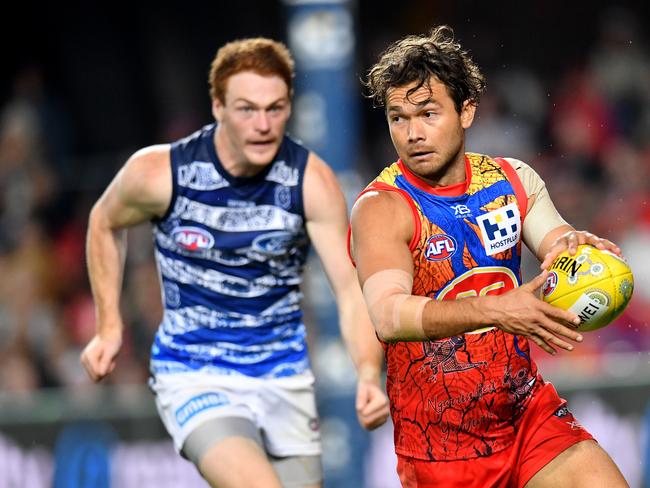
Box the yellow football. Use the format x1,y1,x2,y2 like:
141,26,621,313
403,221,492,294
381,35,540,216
541,245,634,332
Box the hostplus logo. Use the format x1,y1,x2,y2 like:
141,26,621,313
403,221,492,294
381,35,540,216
476,203,520,256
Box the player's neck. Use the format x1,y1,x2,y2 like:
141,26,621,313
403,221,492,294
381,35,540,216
414,151,467,189
435,153,467,187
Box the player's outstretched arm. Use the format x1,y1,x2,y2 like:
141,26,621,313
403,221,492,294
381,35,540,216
304,154,389,431
350,190,583,355
81,145,172,382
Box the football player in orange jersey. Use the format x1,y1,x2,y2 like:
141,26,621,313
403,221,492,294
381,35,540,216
349,25,628,488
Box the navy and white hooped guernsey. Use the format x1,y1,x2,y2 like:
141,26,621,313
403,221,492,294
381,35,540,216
151,123,311,378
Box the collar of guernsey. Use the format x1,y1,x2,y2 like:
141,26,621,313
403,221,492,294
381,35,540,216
348,153,527,269
150,123,313,378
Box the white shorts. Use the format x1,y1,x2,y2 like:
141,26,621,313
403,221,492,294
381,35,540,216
149,370,322,458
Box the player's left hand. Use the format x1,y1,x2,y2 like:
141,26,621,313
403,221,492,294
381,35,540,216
540,230,621,271
355,378,390,431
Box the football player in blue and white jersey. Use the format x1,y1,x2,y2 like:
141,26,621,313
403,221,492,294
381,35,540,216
81,37,389,488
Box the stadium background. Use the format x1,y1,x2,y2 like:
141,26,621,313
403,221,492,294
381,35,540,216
1,0,649,486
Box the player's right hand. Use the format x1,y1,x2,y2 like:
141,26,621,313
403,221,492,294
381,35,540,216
80,331,122,382
356,378,390,431
489,271,583,355
540,230,621,271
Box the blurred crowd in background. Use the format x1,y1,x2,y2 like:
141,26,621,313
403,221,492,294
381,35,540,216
0,0,650,484
1,2,648,397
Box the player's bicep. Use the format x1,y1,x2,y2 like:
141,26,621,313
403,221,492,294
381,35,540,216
522,188,569,257
351,192,431,341
513,159,568,256
303,153,348,231
93,169,148,229
92,146,172,230
350,191,415,285
302,154,357,291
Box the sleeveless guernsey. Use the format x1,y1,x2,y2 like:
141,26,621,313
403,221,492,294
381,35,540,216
359,153,548,461
150,124,311,379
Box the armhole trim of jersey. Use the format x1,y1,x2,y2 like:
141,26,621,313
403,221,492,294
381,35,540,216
346,181,422,266
295,148,310,220
494,157,528,224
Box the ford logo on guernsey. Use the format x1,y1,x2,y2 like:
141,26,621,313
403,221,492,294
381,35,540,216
172,226,215,251
425,234,457,261
252,231,295,256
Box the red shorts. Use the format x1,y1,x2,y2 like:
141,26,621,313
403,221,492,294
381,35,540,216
396,383,594,488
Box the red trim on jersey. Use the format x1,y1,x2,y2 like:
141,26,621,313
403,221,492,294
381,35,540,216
495,157,528,222
397,157,471,196
346,225,354,264
346,182,422,266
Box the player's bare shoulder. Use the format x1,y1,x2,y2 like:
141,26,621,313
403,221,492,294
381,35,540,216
304,152,342,193
352,188,411,221
351,188,414,244
303,152,347,221
118,144,172,218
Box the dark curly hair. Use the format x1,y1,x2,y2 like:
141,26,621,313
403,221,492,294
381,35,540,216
364,25,486,113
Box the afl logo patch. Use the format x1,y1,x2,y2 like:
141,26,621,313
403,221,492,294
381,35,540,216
542,271,558,297
172,226,215,251
424,234,457,261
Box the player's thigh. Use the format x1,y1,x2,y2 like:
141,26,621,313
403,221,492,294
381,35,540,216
150,371,259,453
187,416,283,488
184,415,322,488
260,373,321,458
260,374,323,487
525,439,628,488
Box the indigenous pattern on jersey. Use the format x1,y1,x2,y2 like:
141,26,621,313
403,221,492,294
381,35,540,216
364,153,547,461
151,124,311,378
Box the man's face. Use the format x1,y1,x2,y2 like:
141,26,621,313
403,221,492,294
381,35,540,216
385,77,475,185
213,71,291,170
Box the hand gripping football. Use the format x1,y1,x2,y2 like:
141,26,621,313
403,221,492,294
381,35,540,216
542,245,634,332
